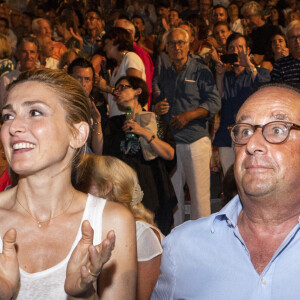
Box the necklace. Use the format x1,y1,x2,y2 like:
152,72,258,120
17,191,75,229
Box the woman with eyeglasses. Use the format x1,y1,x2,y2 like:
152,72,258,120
98,75,177,235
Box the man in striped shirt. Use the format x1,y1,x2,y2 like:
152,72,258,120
271,20,300,84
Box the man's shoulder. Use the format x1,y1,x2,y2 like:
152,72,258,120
164,214,216,244
274,55,299,67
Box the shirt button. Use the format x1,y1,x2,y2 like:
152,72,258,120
227,219,232,226
261,278,267,285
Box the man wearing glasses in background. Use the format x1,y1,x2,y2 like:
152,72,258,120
155,28,221,226
152,82,300,299
82,9,105,57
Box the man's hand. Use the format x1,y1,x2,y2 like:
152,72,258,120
65,220,115,297
170,112,191,130
0,228,20,300
215,60,226,77
154,98,170,115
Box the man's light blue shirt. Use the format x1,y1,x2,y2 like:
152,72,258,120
151,195,300,300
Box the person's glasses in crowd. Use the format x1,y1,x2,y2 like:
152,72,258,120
86,17,99,21
167,40,188,48
115,84,132,92
228,121,300,145
288,35,300,42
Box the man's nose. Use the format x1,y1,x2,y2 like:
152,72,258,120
245,129,267,155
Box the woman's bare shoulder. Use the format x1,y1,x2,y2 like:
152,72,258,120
102,201,135,234
0,186,17,210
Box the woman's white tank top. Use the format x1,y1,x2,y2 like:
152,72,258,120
0,194,106,300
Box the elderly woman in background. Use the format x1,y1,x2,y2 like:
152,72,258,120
77,154,164,300
0,68,136,299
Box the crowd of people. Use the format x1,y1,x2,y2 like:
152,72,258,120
0,0,299,298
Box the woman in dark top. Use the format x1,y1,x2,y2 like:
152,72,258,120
98,76,177,234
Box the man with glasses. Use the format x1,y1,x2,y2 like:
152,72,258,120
272,20,300,84
82,10,105,57
152,82,300,299
155,28,221,226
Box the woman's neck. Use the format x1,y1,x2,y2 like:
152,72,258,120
116,51,128,65
130,102,142,119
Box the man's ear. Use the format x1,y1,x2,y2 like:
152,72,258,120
70,121,90,149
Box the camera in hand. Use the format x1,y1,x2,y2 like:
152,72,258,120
220,53,238,64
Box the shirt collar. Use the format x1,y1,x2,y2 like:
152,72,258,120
211,195,300,233
211,195,242,233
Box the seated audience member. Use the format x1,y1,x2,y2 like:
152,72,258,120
58,48,86,70
241,1,279,65
82,9,105,58
37,36,59,69
98,27,146,117
0,36,39,109
261,30,289,72
213,5,228,23
0,16,17,56
77,154,164,300
228,1,244,34
0,33,13,76
131,15,155,56
67,57,108,142
213,21,232,53
32,18,67,60
126,0,157,35
114,18,154,110
19,11,33,37
199,0,213,28
0,68,136,299
55,15,82,50
188,14,218,63
213,33,270,175
178,21,197,53
271,20,300,84
168,9,181,28
180,0,200,21
269,6,285,33
286,9,300,26
152,82,300,300
99,76,177,234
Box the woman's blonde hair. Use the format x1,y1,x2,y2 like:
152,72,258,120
76,154,155,225
0,33,11,59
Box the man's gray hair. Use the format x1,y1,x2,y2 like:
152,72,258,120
287,20,300,37
114,18,135,39
241,1,263,17
32,18,50,34
162,27,190,46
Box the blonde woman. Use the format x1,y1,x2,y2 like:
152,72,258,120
0,68,136,299
76,154,164,300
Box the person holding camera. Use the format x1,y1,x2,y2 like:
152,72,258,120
213,32,270,175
